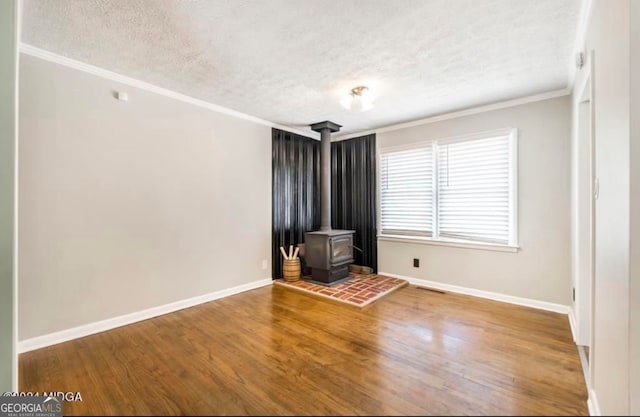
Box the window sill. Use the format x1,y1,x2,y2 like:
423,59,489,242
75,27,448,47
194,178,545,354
377,234,519,253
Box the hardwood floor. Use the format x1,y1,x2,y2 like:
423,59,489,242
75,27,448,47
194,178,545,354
19,283,588,415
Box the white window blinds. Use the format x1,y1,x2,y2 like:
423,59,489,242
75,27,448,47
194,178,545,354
379,130,516,247
380,146,433,236
437,136,511,244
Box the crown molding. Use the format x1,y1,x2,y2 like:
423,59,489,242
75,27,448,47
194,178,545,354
19,43,319,139
20,43,575,143
334,88,571,141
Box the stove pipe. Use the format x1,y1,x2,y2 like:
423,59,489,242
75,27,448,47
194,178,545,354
310,121,342,231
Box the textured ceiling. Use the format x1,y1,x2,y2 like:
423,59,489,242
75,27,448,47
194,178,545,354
21,0,582,135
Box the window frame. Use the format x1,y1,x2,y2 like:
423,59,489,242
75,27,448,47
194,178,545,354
377,128,519,252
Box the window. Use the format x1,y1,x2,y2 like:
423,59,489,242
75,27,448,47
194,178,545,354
380,129,517,249
379,146,434,236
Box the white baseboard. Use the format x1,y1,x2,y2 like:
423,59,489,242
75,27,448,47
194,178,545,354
378,272,570,314
577,345,591,392
587,388,601,416
19,278,272,353
568,307,578,342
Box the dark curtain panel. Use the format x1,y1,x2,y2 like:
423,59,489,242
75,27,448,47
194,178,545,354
331,134,377,272
272,128,320,279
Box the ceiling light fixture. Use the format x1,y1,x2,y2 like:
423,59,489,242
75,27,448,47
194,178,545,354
342,86,373,112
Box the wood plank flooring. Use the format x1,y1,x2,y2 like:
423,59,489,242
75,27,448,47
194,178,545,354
19,283,588,415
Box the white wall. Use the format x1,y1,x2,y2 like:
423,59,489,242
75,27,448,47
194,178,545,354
573,0,632,414
18,54,272,341
629,1,640,414
377,96,571,306
0,0,18,392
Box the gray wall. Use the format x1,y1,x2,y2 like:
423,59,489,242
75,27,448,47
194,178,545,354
630,1,639,414
18,54,272,341
377,96,572,305
0,0,18,392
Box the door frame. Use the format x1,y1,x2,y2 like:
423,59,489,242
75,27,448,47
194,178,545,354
572,49,596,388
573,52,597,356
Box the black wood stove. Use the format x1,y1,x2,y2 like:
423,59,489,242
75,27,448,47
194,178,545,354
304,121,354,286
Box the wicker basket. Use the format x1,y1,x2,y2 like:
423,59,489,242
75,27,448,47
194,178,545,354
283,258,301,282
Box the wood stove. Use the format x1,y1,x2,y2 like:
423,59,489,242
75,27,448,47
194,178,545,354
304,121,355,286
305,230,354,285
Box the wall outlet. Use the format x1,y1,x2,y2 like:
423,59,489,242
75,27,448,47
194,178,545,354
413,258,420,268
261,259,268,270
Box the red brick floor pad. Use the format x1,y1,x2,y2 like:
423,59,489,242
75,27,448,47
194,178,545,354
274,273,408,307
